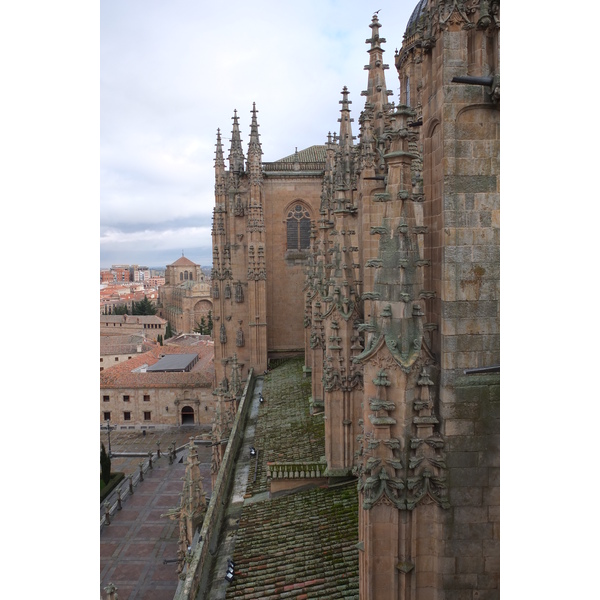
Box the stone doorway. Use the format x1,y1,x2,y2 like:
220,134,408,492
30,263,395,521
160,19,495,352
181,405,195,425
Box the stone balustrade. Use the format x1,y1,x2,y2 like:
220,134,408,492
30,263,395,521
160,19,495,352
266,461,327,480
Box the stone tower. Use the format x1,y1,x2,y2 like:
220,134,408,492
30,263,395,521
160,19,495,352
210,106,325,478
351,4,499,597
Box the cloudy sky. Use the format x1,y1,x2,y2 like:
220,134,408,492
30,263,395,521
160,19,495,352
100,0,416,268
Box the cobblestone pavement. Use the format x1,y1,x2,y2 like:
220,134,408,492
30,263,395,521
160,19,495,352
100,426,213,600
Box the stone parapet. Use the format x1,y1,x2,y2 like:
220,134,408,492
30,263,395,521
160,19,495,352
173,370,256,600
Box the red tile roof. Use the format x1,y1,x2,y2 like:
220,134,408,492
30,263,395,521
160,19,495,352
100,342,214,388
169,255,198,267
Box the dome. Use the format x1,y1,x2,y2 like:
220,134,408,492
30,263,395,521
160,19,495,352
405,0,428,38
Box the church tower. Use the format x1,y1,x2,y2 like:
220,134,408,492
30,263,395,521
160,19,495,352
211,107,269,477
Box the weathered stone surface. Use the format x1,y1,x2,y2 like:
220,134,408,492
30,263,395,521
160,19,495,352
446,175,498,194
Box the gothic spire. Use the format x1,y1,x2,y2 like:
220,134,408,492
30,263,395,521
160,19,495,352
337,86,354,149
362,14,393,135
228,109,245,174
333,86,356,201
215,128,225,169
214,128,226,197
247,102,263,173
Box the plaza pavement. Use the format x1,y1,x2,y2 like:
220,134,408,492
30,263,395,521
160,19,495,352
100,425,213,600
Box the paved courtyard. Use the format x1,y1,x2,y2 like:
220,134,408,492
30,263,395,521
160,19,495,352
100,425,213,600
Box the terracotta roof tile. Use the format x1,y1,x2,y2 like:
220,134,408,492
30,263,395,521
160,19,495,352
227,485,358,599
274,145,327,164
100,342,214,388
169,255,198,267
100,314,166,325
226,359,358,598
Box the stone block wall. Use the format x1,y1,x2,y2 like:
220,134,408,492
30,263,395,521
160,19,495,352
100,386,214,428
263,176,322,354
441,372,500,599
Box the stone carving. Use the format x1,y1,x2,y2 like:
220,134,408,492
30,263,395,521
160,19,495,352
233,194,245,216
406,470,450,509
361,468,406,510
235,281,244,303
236,326,244,347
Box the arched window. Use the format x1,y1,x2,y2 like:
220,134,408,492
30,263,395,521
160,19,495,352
405,77,410,107
180,272,183,281
286,204,311,251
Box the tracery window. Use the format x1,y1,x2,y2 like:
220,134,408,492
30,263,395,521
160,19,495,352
286,204,311,251
405,77,410,107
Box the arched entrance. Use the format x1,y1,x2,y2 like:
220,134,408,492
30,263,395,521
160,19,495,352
181,405,194,425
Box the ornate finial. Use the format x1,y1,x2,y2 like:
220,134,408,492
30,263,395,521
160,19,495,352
214,128,225,171
248,102,262,163
229,109,245,173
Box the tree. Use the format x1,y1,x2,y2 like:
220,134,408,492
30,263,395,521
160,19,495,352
165,321,174,339
193,317,207,334
132,295,157,315
157,334,163,346
100,442,112,485
113,304,128,315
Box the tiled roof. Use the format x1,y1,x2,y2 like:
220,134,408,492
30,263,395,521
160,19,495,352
246,359,325,497
405,0,428,38
227,359,359,598
274,145,327,163
169,255,198,267
100,343,214,388
227,484,359,599
99,334,156,356
100,314,166,325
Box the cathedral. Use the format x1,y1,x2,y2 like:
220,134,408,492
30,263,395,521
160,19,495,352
210,1,499,597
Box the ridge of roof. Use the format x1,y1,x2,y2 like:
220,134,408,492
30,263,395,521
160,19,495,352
169,255,198,267
274,145,327,163
100,314,166,324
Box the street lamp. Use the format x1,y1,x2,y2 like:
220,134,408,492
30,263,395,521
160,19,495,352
101,419,116,457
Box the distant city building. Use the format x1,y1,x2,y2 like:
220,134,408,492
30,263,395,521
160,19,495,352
132,267,151,282
100,283,160,315
100,269,114,284
147,276,165,287
111,265,131,283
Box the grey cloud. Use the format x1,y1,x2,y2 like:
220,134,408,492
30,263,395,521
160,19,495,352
101,0,413,267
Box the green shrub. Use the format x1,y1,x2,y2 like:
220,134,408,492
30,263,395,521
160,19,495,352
100,472,125,502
